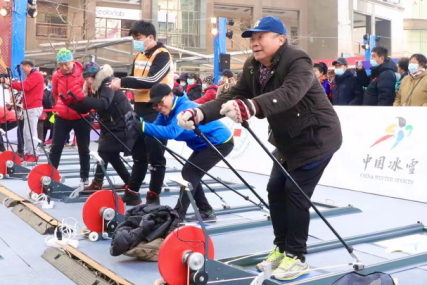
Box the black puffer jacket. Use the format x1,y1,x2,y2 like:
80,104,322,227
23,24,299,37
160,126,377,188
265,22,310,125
72,64,135,155
331,69,363,105
187,84,202,101
356,58,397,106
199,42,342,171
110,204,180,256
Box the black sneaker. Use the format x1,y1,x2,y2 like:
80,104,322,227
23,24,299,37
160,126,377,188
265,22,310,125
186,209,217,223
146,191,160,205
80,177,89,186
122,186,142,206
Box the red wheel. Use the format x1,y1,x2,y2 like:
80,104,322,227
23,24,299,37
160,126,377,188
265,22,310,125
0,151,21,176
158,226,214,285
27,164,59,194
82,190,125,233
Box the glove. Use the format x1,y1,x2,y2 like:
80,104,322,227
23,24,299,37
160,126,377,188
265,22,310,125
177,108,204,130
125,111,143,134
60,94,78,106
68,102,88,114
220,99,255,123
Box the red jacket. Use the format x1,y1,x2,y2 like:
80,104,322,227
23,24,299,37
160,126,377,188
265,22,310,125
194,85,218,104
11,69,44,110
0,108,17,124
52,61,88,120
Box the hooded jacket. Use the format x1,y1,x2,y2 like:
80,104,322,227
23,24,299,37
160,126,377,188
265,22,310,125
194,85,218,104
71,64,135,154
199,42,342,171
52,61,89,120
143,95,232,151
331,69,363,105
356,58,397,106
186,83,202,101
394,71,427,106
110,204,180,256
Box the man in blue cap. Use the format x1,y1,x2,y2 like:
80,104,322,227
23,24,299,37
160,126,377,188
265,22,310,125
177,16,342,280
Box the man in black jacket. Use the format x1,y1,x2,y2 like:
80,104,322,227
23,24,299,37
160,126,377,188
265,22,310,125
331,57,363,105
177,16,342,281
356,46,397,105
110,20,174,205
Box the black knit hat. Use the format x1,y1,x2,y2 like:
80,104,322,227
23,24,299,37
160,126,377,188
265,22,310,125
149,83,172,103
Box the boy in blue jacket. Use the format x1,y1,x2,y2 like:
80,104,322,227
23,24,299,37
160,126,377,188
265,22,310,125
125,84,233,221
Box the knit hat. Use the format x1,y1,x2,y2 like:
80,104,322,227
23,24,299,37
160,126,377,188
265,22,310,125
57,48,74,63
203,75,215,85
82,62,100,78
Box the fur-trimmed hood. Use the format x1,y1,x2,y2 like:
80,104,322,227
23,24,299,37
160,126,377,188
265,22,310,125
83,64,114,96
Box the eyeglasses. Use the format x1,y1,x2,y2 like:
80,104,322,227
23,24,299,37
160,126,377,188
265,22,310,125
152,96,167,109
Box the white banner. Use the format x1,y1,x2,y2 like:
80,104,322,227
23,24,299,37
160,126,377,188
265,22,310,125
167,107,427,203
96,7,142,20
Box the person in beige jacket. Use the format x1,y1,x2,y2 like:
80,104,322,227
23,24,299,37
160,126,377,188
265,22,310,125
216,69,236,98
394,53,427,106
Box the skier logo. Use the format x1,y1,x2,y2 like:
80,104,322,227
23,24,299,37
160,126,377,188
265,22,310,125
371,117,413,149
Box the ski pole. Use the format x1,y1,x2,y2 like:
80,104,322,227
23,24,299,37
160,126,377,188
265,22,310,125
60,93,132,169
152,136,264,210
16,65,38,164
1,76,9,150
7,67,25,156
192,126,270,210
241,121,363,268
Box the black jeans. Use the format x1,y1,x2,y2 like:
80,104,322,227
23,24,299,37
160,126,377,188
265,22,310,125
0,121,18,151
267,155,331,256
128,103,167,194
17,119,24,154
49,116,91,178
43,112,53,141
175,140,234,219
94,151,130,185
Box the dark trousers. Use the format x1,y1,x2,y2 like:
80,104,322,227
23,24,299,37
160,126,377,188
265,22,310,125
94,151,130,185
49,116,91,178
175,140,234,219
0,121,18,151
17,119,24,154
267,156,331,256
43,112,53,141
128,103,167,194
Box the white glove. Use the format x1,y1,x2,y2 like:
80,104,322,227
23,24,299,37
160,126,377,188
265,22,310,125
177,108,204,130
220,99,255,123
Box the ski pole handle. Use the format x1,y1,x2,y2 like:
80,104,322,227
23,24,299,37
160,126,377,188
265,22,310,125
66,91,81,103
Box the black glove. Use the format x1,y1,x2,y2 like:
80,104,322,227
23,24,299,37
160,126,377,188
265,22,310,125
125,111,143,134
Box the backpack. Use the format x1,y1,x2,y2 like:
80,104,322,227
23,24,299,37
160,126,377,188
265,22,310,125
332,272,395,285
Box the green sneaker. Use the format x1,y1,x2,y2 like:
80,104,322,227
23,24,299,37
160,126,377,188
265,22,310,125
272,255,309,281
256,248,284,272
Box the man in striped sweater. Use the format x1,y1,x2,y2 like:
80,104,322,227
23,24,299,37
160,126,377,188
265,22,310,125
110,20,174,206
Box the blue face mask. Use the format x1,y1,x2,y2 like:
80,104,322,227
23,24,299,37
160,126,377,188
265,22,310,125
180,81,186,87
48,83,52,90
335,68,344,76
408,63,419,74
187,79,195,85
395,72,401,82
370,59,378,67
133,38,148,53
202,84,207,90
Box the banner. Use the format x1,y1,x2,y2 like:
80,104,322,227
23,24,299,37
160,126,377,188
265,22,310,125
167,106,427,203
11,0,27,78
0,7,13,74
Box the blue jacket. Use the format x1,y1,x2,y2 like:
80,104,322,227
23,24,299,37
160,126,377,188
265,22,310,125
143,95,232,151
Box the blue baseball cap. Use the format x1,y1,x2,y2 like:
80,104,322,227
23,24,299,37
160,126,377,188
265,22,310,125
241,16,287,38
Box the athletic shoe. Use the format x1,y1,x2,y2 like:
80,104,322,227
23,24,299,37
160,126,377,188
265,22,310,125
272,254,309,281
25,155,39,162
45,140,52,145
84,179,103,191
122,186,142,206
186,209,217,223
80,177,89,186
256,248,284,272
146,191,160,205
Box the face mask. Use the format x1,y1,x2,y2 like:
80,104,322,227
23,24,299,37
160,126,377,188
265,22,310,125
187,79,195,85
335,68,344,76
395,72,401,82
370,59,378,67
202,84,207,90
133,38,148,53
180,82,186,87
408,63,419,74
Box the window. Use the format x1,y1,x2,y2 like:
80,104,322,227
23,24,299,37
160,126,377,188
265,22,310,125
157,0,200,48
95,19,137,39
404,30,427,56
36,12,68,38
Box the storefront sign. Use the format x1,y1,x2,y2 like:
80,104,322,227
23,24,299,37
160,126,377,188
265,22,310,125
96,7,142,20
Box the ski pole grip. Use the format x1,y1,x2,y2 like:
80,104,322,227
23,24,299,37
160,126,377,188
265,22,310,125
90,151,103,163
0,129,5,135
241,121,249,129
59,94,66,100
66,91,81,103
